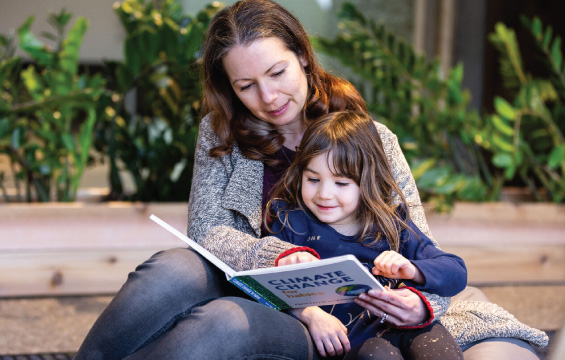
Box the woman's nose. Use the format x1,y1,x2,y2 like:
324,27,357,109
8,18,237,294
259,84,278,104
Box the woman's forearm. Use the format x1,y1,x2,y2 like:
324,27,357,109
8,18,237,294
187,115,297,271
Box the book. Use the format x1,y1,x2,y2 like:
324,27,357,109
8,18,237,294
150,214,384,310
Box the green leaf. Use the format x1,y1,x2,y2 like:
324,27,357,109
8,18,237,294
548,145,565,169
492,153,513,168
21,66,44,100
551,37,563,70
457,177,487,200
434,174,466,194
11,127,23,149
504,163,516,179
61,133,74,152
491,114,514,136
491,133,514,152
60,17,88,76
417,166,450,190
410,158,436,180
543,26,553,48
17,17,52,65
0,118,9,138
531,17,542,38
494,96,516,120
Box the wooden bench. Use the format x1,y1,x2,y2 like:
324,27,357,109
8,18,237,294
0,202,564,297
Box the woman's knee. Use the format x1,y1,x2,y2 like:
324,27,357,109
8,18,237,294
124,248,224,300
195,297,315,356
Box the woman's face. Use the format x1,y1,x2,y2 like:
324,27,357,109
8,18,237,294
222,37,309,131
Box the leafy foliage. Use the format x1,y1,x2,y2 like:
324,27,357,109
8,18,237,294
0,9,106,202
485,17,565,202
95,0,223,202
313,3,499,211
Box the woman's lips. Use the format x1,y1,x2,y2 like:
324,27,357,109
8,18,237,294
268,101,289,116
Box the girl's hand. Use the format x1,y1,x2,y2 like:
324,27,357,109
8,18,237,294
277,252,319,266
291,307,350,357
372,250,424,283
354,287,428,327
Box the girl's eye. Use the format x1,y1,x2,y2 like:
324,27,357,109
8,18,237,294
336,182,349,187
307,177,319,183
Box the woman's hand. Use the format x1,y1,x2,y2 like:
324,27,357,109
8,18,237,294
277,251,319,266
291,307,350,357
353,287,428,327
372,250,424,283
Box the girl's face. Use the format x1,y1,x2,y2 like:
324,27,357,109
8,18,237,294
222,37,309,132
301,152,361,235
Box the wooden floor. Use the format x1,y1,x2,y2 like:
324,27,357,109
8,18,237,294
0,285,563,357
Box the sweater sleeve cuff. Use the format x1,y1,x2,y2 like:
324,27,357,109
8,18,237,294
275,247,321,266
393,286,434,329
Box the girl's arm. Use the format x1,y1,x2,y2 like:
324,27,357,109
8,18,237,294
290,307,350,357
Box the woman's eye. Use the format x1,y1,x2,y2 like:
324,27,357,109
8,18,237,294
336,182,349,187
272,69,285,77
307,177,319,183
240,83,253,91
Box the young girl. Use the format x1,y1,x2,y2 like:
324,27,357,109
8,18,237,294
266,110,467,360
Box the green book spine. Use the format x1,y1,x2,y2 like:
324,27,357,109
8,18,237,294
231,276,291,310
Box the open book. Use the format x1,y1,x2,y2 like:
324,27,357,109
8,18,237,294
150,214,384,310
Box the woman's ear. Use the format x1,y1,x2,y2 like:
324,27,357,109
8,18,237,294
300,55,308,67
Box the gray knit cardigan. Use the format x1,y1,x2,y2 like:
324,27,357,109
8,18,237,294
187,114,548,348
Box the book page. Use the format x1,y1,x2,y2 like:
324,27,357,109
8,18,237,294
150,214,236,277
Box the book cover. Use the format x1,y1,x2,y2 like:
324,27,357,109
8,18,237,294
150,214,384,310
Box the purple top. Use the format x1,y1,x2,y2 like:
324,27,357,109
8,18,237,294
261,146,296,235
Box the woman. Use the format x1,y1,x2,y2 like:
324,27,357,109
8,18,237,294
75,1,545,359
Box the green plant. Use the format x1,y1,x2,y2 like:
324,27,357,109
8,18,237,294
486,16,565,202
96,0,223,202
0,9,106,202
313,3,499,211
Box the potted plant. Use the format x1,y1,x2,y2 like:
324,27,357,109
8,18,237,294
0,9,105,203
485,16,565,203
311,3,564,287
0,1,223,297
95,0,223,202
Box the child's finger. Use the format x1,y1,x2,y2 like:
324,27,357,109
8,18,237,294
314,339,327,357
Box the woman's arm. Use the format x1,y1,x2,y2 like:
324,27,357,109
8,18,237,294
187,115,297,271
374,121,451,319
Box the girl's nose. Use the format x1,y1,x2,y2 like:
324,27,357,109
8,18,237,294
317,182,333,199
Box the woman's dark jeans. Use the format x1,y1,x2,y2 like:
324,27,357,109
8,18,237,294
75,248,317,360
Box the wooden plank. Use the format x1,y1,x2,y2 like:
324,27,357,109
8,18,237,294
430,202,565,225
0,249,169,297
1,243,563,298
0,202,187,250
1,202,564,297
442,245,565,285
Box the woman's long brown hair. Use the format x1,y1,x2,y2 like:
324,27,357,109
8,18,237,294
201,0,366,165
266,111,413,251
